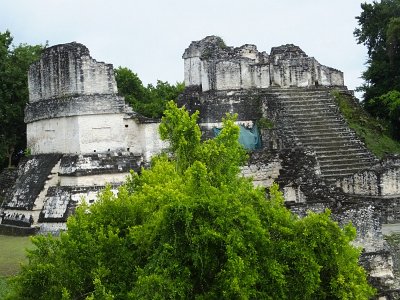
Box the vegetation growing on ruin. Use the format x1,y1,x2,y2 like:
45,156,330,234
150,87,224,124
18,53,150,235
4,102,375,299
332,90,400,158
114,67,184,119
384,233,400,278
256,117,274,129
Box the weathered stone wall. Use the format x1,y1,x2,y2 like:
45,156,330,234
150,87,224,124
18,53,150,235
25,94,125,123
27,114,125,154
26,42,167,158
2,154,62,210
28,42,117,102
183,36,344,92
1,41,170,235
0,168,18,206
337,157,400,196
178,88,262,125
57,152,142,187
241,151,281,188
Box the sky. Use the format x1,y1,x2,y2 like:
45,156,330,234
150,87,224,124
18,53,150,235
1,0,374,98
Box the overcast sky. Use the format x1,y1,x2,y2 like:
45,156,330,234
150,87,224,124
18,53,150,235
1,0,374,98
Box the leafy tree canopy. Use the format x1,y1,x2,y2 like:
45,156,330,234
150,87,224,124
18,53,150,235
354,1,400,141
0,30,43,169
365,89,400,139
354,0,400,102
115,67,184,118
6,102,375,299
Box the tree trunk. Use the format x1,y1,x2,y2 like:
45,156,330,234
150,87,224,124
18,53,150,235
7,146,14,168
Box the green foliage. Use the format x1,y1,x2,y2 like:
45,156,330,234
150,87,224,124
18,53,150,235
354,0,400,103
7,104,375,299
0,277,9,299
384,233,400,278
332,90,400,157
367,90,400,139
256,117,274,129
23,148,31,157
114,67,184,118
0,30,44,170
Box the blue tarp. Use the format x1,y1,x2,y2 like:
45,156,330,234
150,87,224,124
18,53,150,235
212,124,261,150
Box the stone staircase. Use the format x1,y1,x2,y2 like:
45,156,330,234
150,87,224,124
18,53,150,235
265,87,377,182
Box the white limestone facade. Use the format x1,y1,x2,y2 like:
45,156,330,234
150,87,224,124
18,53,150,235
25,42,167,158
183,36,344,92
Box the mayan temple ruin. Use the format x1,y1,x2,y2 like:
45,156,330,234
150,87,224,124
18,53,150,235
1,36,400,297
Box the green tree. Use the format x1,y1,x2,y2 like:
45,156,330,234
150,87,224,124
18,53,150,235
114,67,184,118
6,102,375,299
354,0,400,103
0,30,43,169
365,90,400,138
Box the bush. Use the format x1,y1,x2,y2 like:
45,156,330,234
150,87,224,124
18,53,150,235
7,102,375,299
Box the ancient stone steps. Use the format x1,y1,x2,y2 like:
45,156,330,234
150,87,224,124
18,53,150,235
282,104,337,111
316,149,372,157
320,159,371,168
266,87,376,181
317,155,374,164
272,98,333,104
292,124,354,136
284,111,342,120
296,134,354,142
288,116,342,123
295,131,354,139
314,148,374,157
321,166,371,176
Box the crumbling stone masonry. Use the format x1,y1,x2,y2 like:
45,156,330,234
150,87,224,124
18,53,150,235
1,36,400,297
1,43,167,234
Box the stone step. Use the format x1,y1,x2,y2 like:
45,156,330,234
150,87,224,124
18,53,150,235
294,127,352,135
266,90,334,97
282,103,337,110
311,147,375,160
270,98,335,106
283,110,342,119
296,139,358,147
283,108,343,121
321,173,361,181
315,148,375,159
317,155,374,164
284,111,339,119
295,131,354,139
321,166,370,177
321,167,370,176
286,119,347,127
298,136,354,145
319,155,372,165
319,159,372,169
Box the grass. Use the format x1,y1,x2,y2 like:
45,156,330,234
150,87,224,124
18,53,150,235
332,90,400,158
0,235,33,277
0,235,34,298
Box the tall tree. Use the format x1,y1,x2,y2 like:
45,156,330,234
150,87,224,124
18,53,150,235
354,0,400,102
6,102,375,299
114,67,184,118
0,31,43,169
